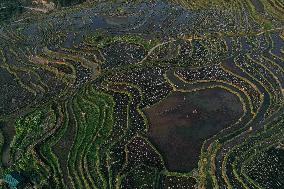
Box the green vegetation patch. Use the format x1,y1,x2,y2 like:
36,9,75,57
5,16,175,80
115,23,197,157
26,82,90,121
87,31,160,50
14,110,45,136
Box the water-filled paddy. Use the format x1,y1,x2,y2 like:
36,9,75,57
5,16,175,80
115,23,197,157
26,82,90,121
145,88,243,172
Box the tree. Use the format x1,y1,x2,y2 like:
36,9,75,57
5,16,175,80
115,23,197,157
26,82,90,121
0,0,23,23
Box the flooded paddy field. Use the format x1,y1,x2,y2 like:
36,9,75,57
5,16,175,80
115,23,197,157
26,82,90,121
145,88,243,172
0,0,283,188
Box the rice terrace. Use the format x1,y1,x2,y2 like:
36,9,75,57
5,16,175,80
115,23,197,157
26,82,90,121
0,0,283,188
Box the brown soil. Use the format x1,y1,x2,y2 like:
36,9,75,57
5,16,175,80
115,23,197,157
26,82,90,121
52,102,76,188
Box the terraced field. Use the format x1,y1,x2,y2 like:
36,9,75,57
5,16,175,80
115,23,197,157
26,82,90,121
0,0,283,188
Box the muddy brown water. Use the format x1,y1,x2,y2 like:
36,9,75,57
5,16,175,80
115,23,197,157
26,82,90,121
250,0,265,13
145,88,243,172
0,121,15,167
